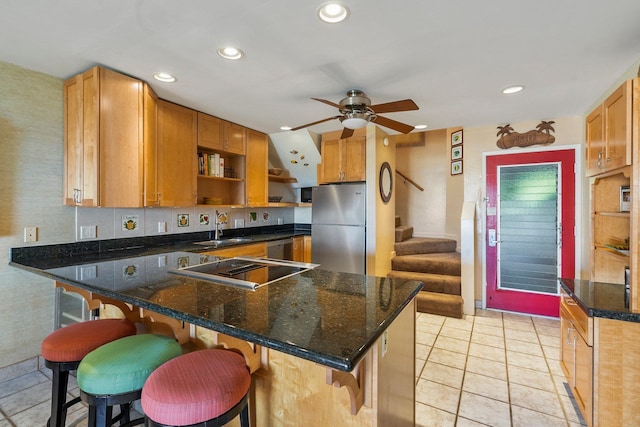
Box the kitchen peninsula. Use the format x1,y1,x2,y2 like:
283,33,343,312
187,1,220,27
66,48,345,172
10,236,422,426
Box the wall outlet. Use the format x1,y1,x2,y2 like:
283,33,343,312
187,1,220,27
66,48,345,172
24,227,37,242
158,222,167,233
234,219,244,228
80,225,97,240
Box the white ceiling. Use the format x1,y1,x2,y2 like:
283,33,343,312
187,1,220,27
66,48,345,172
2,0,640,136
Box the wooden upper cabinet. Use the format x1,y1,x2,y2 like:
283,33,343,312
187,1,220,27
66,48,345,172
157,100,197,206
603,80,632,171
63,66,143,207
223,121,246,155
197,112,245,155
143,84,159,206
319,134,366,183
586,79,633,176
586,106,604,176
197,112,224,151
245,129,268,206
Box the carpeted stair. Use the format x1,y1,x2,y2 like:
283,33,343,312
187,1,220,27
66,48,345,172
388,218,463,318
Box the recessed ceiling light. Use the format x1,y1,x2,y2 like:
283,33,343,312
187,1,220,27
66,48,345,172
280,126,292,131
217,46,244,60
317,2,350,23
414,124,427,130
153,72,176,83
502,85,524,94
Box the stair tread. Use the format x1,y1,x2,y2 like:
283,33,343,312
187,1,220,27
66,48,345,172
392,252,461,276
395,237,457,255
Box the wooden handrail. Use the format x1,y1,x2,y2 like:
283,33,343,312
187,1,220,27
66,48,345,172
396,170,424,191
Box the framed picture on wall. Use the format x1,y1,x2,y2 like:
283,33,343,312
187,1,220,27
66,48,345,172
451,145,463,160
451,160,463,175
451,129,463,146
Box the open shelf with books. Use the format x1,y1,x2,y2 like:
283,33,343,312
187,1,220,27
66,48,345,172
197,146,245,206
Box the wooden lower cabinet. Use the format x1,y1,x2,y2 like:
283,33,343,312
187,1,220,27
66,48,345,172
593,317,640,426
202,242,267,258
560,295,640,426
560,300,593,426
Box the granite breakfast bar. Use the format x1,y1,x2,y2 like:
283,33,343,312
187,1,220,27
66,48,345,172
10,242,423,426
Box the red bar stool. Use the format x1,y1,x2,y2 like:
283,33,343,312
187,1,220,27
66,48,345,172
41,318,137,427
141,349,251,427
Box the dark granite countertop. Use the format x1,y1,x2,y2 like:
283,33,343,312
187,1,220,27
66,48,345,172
559,278,640,323
10,229,422,371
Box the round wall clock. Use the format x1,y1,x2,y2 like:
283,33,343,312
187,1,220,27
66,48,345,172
379,161,392,204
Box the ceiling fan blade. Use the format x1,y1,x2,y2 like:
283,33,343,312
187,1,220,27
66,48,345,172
372,115,415,134
290,115,341,131
340,127,355,139
311,97,341,109
369,99,419,114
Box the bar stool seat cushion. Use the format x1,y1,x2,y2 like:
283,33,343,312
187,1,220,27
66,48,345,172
41,318,136,362
78,334,181,396
142,349,251,426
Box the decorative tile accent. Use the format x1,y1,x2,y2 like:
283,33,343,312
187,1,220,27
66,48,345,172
122,215,139,231
177,214,189,227
199,213,210,225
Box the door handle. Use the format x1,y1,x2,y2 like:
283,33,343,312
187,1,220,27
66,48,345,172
488,229,497,247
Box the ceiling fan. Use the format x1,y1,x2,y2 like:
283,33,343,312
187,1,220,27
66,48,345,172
291,90,419,139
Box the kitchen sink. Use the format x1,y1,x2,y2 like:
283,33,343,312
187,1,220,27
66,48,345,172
193,237,253,247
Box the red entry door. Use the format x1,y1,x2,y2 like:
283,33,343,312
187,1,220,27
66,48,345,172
486,149,575,317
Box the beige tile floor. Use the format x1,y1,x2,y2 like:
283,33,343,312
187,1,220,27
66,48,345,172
0,309,586,426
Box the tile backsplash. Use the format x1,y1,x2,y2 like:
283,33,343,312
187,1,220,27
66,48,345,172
75,206,301,241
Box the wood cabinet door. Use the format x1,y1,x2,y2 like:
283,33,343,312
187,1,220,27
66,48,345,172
63,72,84,206
197,113,224,151
223,121,246,155
559,309,575,383
144,84,159,206
157,100,197,206
342,136,366,182
245,129,268,206
319,139,341,183
585,106,604,176
603,80,632,172
98,67,144,207
292,236,304,262
574,330,593,426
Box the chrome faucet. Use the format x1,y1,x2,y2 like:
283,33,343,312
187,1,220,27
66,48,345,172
214,210,223,240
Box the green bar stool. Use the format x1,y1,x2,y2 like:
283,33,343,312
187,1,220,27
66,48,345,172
41,318,137,427
141,349,251,427
77,333,182,427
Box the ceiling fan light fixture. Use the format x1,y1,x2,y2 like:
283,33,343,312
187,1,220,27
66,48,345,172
217,46,244,60
317,2,349,23
414,124,427,130
341,112,369,129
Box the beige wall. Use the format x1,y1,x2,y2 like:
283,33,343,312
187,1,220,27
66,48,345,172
0,60,74,369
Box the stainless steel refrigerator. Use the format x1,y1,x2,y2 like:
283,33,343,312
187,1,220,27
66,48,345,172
311,183,366,274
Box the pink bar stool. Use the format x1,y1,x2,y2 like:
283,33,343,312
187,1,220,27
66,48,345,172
41,318,137,427
141,349,251,427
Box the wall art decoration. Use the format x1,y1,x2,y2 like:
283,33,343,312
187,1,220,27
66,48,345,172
451,160,463,175
496,121,555,149
451,145,463,160
451,129,463,146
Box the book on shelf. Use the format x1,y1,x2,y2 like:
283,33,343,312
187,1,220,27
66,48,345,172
197,152,227,178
